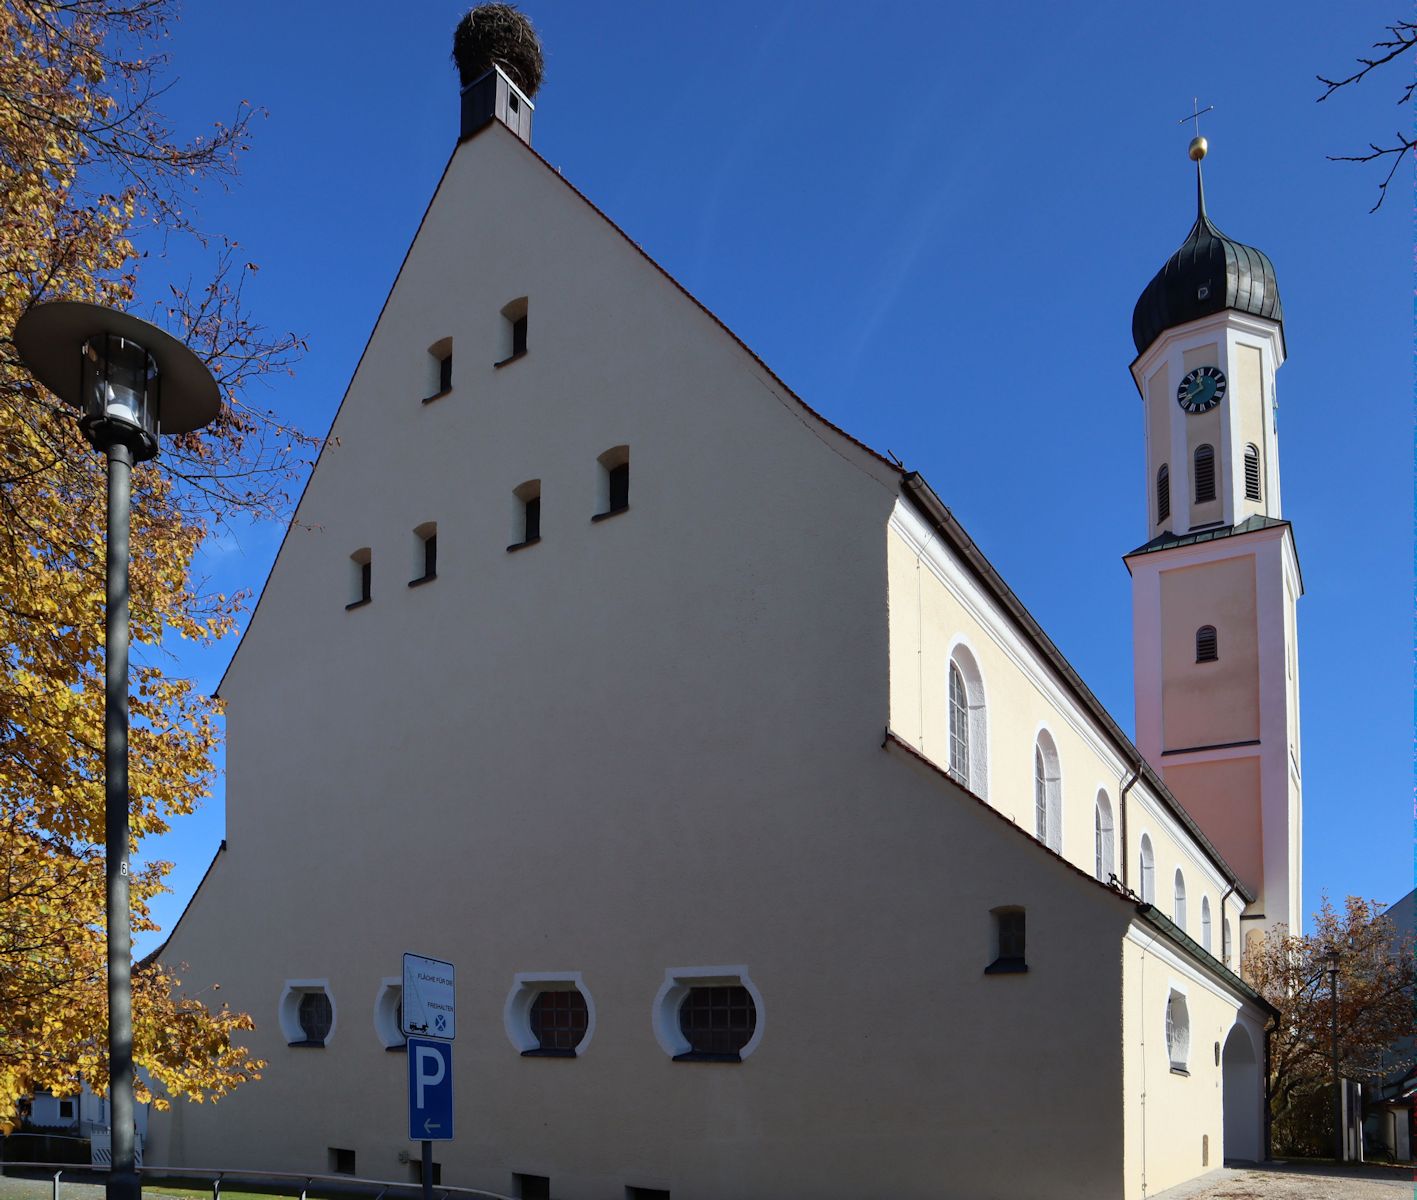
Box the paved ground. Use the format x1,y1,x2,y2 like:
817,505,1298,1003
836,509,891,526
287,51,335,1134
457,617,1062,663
1154,1161,1415,1200
1,1163,1413,1200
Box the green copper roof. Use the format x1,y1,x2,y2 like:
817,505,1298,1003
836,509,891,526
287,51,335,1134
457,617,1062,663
1126,514,1289,558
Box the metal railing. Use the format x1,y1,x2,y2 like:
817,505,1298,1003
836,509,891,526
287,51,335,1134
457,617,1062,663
0,1162,516,1200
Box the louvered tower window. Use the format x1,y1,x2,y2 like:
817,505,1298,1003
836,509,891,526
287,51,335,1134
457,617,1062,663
1194,444,1216,503
1156,464,1170,522
1244,444,1262,501
948,662,970,786
1196,625,1218,663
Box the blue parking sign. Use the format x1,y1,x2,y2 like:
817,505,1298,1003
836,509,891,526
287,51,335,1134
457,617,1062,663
407,1037,453,1141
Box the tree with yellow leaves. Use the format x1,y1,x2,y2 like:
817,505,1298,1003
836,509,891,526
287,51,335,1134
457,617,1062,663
1245,895,1417,1157
0,0,311,1131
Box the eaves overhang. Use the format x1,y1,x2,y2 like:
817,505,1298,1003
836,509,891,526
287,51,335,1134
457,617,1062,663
899,473,1257,905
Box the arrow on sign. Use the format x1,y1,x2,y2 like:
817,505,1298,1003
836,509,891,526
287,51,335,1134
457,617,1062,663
423,1119,441,1134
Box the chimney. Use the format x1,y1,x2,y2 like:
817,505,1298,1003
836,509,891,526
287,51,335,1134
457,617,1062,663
451,5,543,146
460,64,534,145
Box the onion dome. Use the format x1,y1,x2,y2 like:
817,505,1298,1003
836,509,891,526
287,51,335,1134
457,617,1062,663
1131,160,1283,355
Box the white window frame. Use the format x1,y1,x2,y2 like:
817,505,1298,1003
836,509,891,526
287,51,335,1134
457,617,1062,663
278,979,336,1047
1165,985,1191,1072
1094,788,1115,882
1032,728,1062,854
1174,869,1188,932
1139,834,1156,904
1200,896,1213,954
946,640,989,799
373,977,404,1049
503,972,596,1057
651,965,763,1061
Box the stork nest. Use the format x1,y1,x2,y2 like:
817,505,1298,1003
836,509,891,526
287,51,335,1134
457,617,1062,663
452,4,544,98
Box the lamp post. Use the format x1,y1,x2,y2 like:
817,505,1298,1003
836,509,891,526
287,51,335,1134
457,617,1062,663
13,302,219,1200
1325,945,1342,1163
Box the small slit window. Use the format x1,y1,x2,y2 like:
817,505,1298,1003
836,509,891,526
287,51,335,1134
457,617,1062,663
1196,625,1218,663
1194,444,1216,503
1201,897,1213,953
986,907,1027,974
410,522,437,586
1139,835,1155,904
499,297,529,364
510,480,541,550
1174,869,1188,932
425,336,453,402
1244,443,1262,501
1156,463,1170,523
594,446,630,520
347,549,371,609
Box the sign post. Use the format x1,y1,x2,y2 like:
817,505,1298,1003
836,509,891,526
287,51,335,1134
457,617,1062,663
402,954,455,1200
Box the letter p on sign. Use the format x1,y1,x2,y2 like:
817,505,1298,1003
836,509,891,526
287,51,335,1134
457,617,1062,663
406,1036,453,1141
415,1045,445,1107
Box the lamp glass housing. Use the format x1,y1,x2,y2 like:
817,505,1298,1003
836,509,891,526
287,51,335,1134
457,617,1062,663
80,333,161,457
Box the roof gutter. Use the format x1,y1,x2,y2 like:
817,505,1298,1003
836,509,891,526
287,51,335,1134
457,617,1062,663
899,472,1255,904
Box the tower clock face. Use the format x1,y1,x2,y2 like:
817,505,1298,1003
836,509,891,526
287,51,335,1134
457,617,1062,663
1177,365,1227,414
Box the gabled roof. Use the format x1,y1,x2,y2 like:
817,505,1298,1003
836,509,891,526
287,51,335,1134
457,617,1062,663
900,473,1257,904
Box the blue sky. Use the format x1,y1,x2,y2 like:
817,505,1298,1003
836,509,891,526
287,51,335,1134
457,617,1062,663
130,1,1410,953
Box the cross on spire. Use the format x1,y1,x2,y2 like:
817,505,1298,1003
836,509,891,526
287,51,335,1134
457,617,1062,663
1177,97,1214,135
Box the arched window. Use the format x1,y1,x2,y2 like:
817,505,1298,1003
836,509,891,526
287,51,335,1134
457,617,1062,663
946,646,989,798
1201,897,1213,953
1222,918,1233,966
1196,625,1218,663
1194,444,1216,503
1156,463,1171,523
1094,790,1115,882
1033,732,1061,853
1166,989,1191,1071
948,662,970,786
1244,443,1262,501
1174,869,1188,931
1139,835,1155,904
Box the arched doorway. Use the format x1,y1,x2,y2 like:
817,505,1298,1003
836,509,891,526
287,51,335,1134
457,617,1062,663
1223,1022,1263,1163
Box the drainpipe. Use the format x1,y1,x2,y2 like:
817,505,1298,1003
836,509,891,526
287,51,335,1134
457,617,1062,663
1219,881,1237,968
1118,757,1142,890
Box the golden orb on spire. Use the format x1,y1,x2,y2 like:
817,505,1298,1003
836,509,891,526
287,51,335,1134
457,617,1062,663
1189,135,1208,162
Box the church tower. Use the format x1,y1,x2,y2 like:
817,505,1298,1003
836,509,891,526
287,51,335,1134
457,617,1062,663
1124,137,1303,949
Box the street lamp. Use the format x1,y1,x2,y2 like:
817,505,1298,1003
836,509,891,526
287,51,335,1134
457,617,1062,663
1324,945,1342,1163
13,302,219,1200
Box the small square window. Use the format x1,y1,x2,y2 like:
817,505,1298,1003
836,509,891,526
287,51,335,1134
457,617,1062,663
508,91,521,115
58,1099,75,1120
412,1160,441,1186
530,989,588,1053
424,337,453,402
514,1174,550,1200
986,908,1027,974
329,1147,356,1175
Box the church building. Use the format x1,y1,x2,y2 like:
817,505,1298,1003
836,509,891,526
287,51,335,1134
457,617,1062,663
147,27,1304,1200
